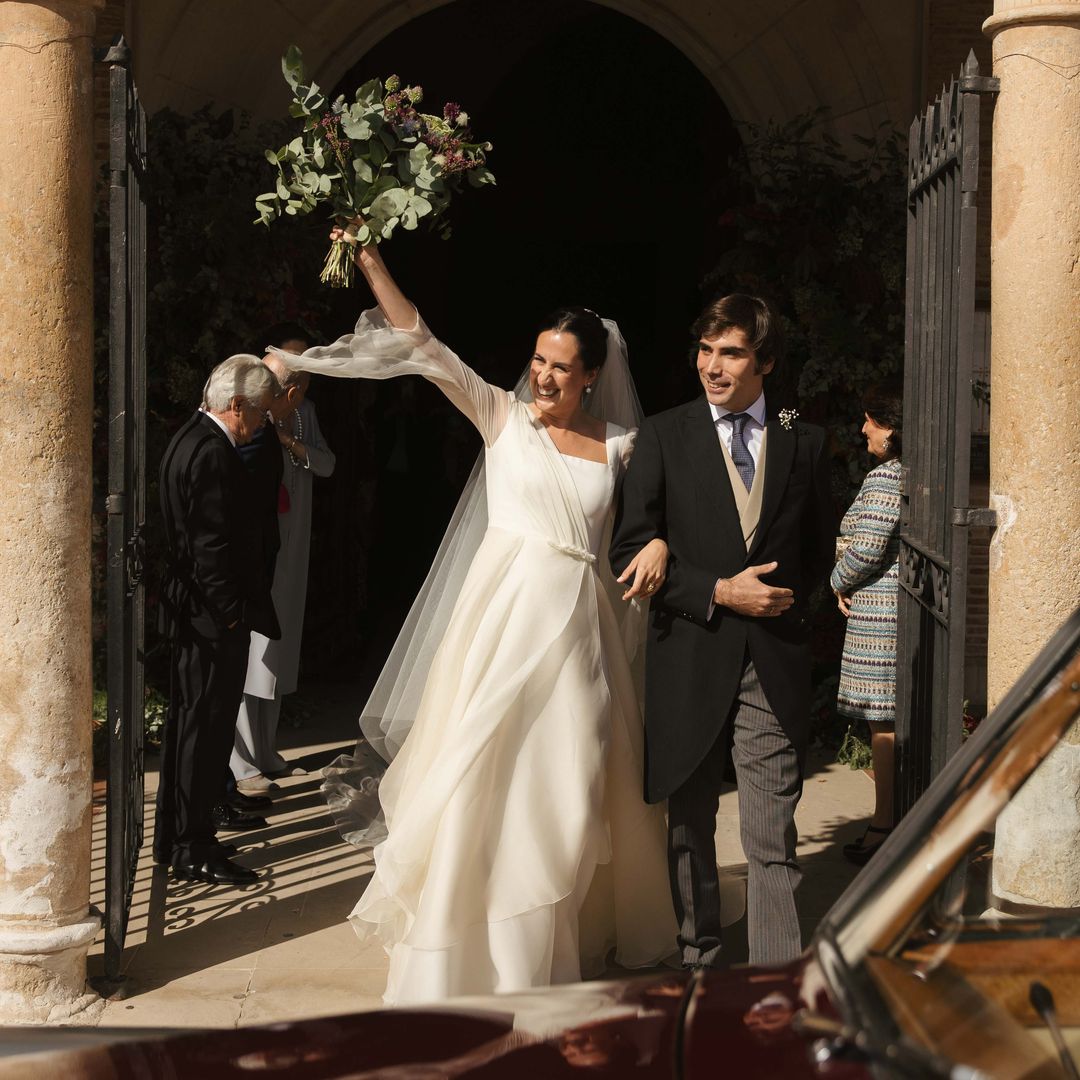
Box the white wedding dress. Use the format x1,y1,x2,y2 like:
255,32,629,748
280,309,677,1004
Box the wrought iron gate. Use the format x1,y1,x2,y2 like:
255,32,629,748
895,52,997,816
99,37,148,981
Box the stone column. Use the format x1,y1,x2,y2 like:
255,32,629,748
984,0,1080,910
0,0,103,1021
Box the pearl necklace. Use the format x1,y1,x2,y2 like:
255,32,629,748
281,407,304,467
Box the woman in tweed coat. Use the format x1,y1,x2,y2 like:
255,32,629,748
831,384,902,866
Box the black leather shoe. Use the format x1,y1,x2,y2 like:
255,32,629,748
227,790,272,812
211,804,268,831
171,852,258,886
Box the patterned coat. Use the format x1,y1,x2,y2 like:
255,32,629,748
830,458,902,723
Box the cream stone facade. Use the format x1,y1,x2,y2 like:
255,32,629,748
0,0,104,1023
130,0,923,139
984,0,1080,910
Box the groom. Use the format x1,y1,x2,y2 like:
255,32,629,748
611,294,834,967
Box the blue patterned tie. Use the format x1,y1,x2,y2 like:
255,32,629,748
727,413,755,492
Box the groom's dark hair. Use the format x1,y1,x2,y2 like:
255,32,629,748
691,294,783,373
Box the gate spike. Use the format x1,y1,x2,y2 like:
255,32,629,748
964,49,980,78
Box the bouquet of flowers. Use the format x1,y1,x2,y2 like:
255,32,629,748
255,46,495,287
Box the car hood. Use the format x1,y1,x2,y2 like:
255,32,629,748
0,964,870,1079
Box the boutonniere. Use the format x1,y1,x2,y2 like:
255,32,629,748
778,408,799,431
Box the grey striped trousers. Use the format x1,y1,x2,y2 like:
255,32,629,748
667,658,805,967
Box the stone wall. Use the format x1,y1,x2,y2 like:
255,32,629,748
128,0,922,140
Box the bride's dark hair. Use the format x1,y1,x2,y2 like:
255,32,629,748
538,307,610,372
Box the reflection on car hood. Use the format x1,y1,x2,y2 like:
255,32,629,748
0,965,870,1079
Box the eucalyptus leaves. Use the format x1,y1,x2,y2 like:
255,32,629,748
255,47,495,287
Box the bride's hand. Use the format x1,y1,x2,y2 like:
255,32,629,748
331,222,415,329
330,218,381,267
617,538,668,601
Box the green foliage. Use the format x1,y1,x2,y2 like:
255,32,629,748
255,49,494,284
91,687,170,770
837,724,874,771
706,110,907,495
145,107,332,411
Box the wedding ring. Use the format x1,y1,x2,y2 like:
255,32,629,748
646,584,655,593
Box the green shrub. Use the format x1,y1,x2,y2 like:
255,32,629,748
91,686,172,772
837,724,874,771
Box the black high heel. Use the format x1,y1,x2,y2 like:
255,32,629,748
842,824,892,866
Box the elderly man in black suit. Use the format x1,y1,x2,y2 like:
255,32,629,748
155,354,282,885
611,294,834,966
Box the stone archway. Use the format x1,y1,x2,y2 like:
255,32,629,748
133,0,920,141
127,0,925,687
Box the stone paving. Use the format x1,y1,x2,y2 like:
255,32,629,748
86,678,873,1028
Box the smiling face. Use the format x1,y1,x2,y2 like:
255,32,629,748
696,327,774,412
529,330,596,421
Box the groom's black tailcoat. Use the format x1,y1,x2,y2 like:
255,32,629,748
610,399,835,803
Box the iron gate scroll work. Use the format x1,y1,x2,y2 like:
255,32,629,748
896,52,998,817
100,37,148,982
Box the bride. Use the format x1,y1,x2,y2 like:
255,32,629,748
276,229,678,1004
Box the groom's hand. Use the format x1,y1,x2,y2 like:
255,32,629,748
713,562,794,618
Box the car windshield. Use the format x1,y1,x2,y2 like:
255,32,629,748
818,611,1080,1079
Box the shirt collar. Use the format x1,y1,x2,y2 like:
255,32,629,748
201,406,238,447
709,392,767,427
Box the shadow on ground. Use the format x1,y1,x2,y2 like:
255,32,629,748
87,678,873,1025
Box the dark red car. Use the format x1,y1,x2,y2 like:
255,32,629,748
4,610,1079,1079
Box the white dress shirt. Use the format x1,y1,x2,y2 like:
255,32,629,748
707,393,767,619
201,406,237,447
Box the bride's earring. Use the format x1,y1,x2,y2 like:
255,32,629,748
882,435,891,453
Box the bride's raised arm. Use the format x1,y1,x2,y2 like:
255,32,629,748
350,228,419,331
273,229,510,447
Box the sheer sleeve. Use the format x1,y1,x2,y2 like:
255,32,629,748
273,307,512,448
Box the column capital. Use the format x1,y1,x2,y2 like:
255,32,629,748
0,0,104,49
985,2,1080,38
3,0,104,8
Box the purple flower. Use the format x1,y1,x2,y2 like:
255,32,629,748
443,102,461,122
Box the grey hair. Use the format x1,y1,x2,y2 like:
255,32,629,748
203,354,280,412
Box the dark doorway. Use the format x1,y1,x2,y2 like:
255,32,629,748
301,0,738,675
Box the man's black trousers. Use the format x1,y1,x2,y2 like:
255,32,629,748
154,626,250,865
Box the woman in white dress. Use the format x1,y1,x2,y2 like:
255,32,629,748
276,231,678,1004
